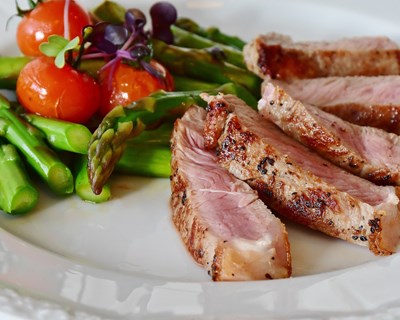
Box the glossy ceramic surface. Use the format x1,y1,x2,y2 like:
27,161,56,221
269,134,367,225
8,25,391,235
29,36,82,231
0,0,399,319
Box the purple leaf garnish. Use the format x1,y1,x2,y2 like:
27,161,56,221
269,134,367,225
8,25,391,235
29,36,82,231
129,44,151,60
140,60,167,87
150,2,177,44
77,1,177,87
125,9,147,32
89,22,129,54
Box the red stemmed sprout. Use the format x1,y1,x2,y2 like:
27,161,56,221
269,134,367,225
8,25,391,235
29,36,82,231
80,2,177,86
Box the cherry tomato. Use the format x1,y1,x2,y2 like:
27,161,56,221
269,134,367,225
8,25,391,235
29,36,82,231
98,60,174,116
17,0,91,57
16,56,100,123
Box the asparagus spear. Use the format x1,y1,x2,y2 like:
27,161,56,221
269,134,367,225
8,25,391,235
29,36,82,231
115,122,172,177
23,113,92,154
0,56,32,89
116,143,171,178
75,155,111,203
126,122,173,146
171,25,246,69
152,39,261,97
88,83,253,194
0,97,74,195
175,17,246,50
0,142,39,214
91,0,125,23
173,75,218,91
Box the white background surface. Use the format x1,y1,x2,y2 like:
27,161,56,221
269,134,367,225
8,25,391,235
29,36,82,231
0,0,400,319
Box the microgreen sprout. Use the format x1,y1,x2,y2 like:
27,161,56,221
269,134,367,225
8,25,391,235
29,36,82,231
81,2,177,85
35,0,178,85
40,35,80,68
150,2,177,44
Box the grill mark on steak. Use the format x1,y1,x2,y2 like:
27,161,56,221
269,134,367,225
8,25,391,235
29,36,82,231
201,93,400,255
259,82,400,186
170,106,291,280
244,33,400,80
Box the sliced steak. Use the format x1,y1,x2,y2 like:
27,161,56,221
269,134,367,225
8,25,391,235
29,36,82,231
202,93,400,255
170,106,291,281
270,76,400,135
259,82,400,186
244,33,400,80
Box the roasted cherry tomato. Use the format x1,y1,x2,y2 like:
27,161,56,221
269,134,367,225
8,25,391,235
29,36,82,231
17,0,91,57
16,56,100,123
98,60,174,116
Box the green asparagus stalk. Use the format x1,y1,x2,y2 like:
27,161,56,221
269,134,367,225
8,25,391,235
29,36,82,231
152,39,261,97
173,78,257,108
88,82,253,194
115,122,172,177
0,97,74,195
173,75,218,91
171,25,246,69
0,142,39,214
74,155,111,203
0,56,32,89
116,143,171,178
127,122,173,146
23,113,92,154
91,0,125,23
175,17,246,50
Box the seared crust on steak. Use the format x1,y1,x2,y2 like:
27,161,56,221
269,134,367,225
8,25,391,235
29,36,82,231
202,93,400,255
259,82,400,186
270,76,400,135
170,106,291,280
244,33,400,80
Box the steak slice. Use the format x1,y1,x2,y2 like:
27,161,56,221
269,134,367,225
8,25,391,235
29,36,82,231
170,106,291,281
259,82,400,186
202,93,400,255
244,33,400,80
271,76,400,134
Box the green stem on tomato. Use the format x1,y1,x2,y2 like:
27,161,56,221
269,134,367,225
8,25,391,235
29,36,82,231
0,96,74,195
0,142,39,215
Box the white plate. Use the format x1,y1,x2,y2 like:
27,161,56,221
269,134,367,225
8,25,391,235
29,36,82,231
1,0,400,319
